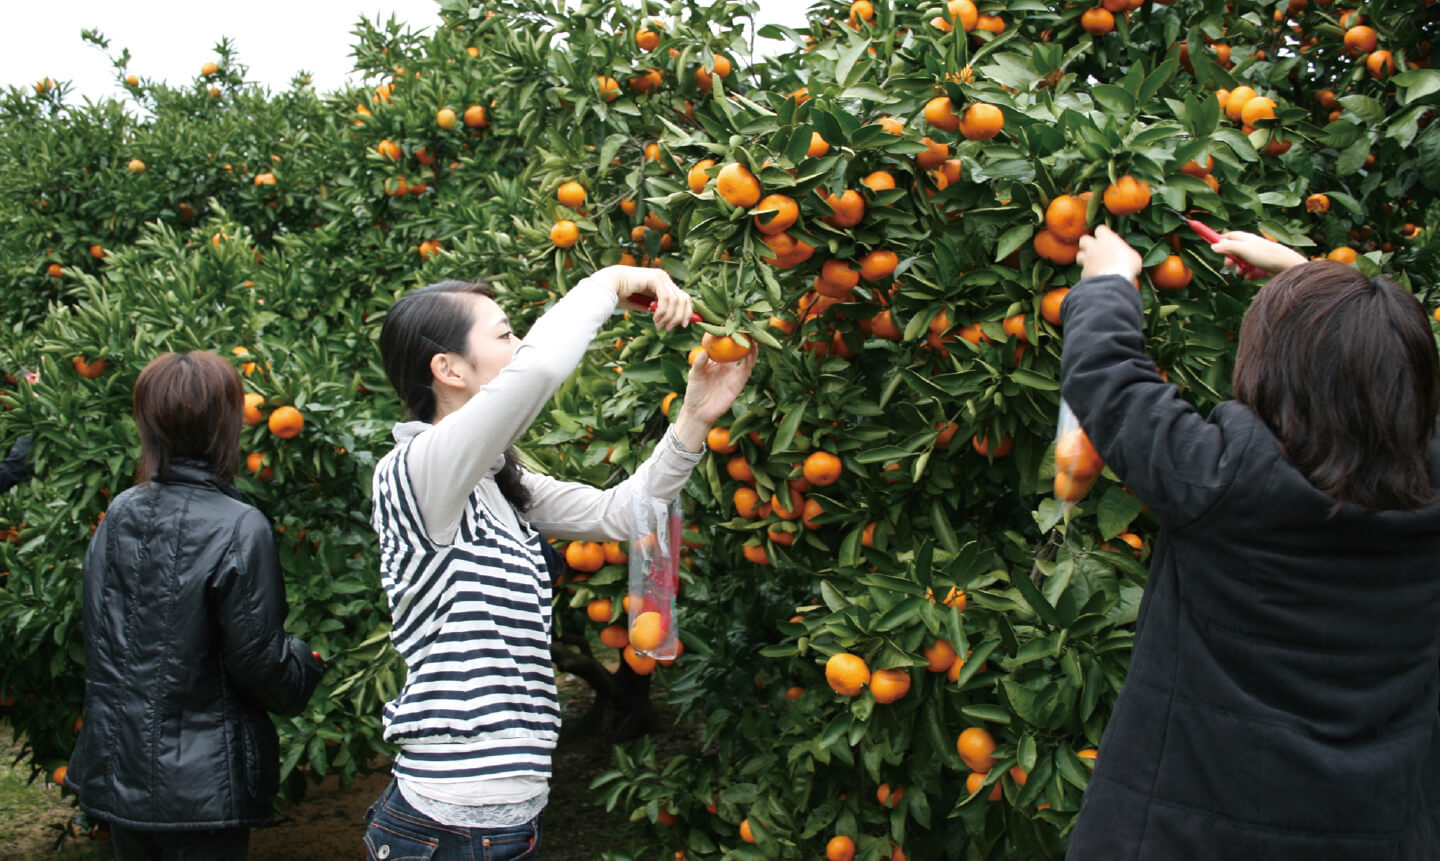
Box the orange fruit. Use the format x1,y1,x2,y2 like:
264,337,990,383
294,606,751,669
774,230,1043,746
858,249,899,281
702,332,753,363
940,157,964,186
820,259,860,291
635,26,661,51
1078,748,1099,761
966,771,1002,801
1009,764,1029,786
127,158,146,172
1054,472,1094,503
803,451,843,487
243,393,266,426
623,645,657,674
556,181,586,208
727,455,756,484
971,434,1013,458
742,543,769,565
957,727,998,772
870,668,911,704
52,765,68,787
1081,7,1115,34
826,836,857,861
1224,85,1256,121
734,486,763,519
946,0,979,30
602,541,627,565
630,611,666,652
807,132,830,158
464,104,489,128
599,624,629,648
587,598,613,623
1343,25,1377,55
565,541,605,573
550,220,580,248
377,139,401,160
801,498,825,530
245,452,267,477
924,96,961,131
687,158,716,193
1367,50,1395,79
1103,175,1151,216
268,405,304,439
597,75,620,102
252,172,276,186
739,818,756,843
1328,246,1358,264
711,54,733,77
1002,314,1027,342
869,309,902,340
753,194,799,234
47,263,64,278
1034,229,1080,264
935,421,960,450
716,163,762,207
201,61,219,76
861,170,896,192
849,0,875,25
1055,427,1103,480
959,103,1004,140
1180,156,1215,177
1305,193,1330,213
924,639,958,673
825,652,870,696
916,136,949,168
707,427,737,453
1240,96,1276,126
1040,288,1070,326
876,783,906,808
1150,254,1193,290
822,189,866,227
436,107,457,129
72,357,106,379
1045,194,1088,242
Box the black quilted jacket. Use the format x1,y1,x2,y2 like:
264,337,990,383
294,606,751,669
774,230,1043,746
65,460,323,830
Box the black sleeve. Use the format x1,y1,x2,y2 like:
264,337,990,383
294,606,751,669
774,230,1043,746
0,435,33,494
1058,275,1252,530
210,508,323,716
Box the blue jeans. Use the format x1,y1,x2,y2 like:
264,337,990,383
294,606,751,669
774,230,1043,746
363,780,542,861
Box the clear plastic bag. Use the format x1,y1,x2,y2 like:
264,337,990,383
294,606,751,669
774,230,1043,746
1053,398,1104,511
627,495,682,660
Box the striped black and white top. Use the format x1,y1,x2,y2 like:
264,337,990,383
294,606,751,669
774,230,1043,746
368,275,705,825
373,440,559,784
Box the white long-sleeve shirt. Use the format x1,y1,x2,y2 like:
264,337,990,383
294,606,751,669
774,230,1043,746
374,274,703,826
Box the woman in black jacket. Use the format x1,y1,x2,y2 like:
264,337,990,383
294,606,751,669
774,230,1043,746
1061,226,1440,859
65,351,323,860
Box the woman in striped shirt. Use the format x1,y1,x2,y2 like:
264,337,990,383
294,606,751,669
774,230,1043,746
366,265,754,859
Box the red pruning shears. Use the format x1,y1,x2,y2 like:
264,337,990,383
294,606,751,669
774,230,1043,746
1171,209,1268,279
644,299,703,323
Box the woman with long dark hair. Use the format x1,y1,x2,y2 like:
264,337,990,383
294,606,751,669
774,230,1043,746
365,266,754,860
65,351,323,859
1061,227,1440,859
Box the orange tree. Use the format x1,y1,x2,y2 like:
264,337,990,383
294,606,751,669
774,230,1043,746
0,0,1437,857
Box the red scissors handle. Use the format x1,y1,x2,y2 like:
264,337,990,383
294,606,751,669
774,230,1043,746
645,300,702,323
1181,216,1268,279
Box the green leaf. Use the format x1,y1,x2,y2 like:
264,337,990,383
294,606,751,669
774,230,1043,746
1096,487,1145,539
995,224,1035,262
772,404,806,452
1010,368,1060,391
835,37,870,91
959,704,1011,724
1010,568,1063,628
1338,94,1386,126
1395,69,1440,104
1090,85,1135,116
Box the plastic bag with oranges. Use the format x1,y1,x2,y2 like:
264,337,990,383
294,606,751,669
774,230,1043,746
1053,399,1104,511
627,495,682,661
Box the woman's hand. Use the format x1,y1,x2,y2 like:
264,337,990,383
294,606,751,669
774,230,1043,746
1077,226,1143,281
602,265,694,331
1208,231,1308,274
672,350,758,451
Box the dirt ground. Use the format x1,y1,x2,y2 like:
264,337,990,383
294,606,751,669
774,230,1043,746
0,673,665,860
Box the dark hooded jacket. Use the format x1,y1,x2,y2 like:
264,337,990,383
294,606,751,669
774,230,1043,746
65,461,323,830
1061,274,1440,860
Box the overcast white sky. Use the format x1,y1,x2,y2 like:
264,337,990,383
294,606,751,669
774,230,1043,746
1,1,809,103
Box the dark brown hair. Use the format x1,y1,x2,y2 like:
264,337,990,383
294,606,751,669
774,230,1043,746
378,280,532,512
133,351,243,485
1233,261,1439,512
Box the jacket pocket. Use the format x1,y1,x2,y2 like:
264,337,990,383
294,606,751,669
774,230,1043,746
238,715,280,803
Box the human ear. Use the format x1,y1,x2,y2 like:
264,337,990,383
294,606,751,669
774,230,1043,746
429,351,468,390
